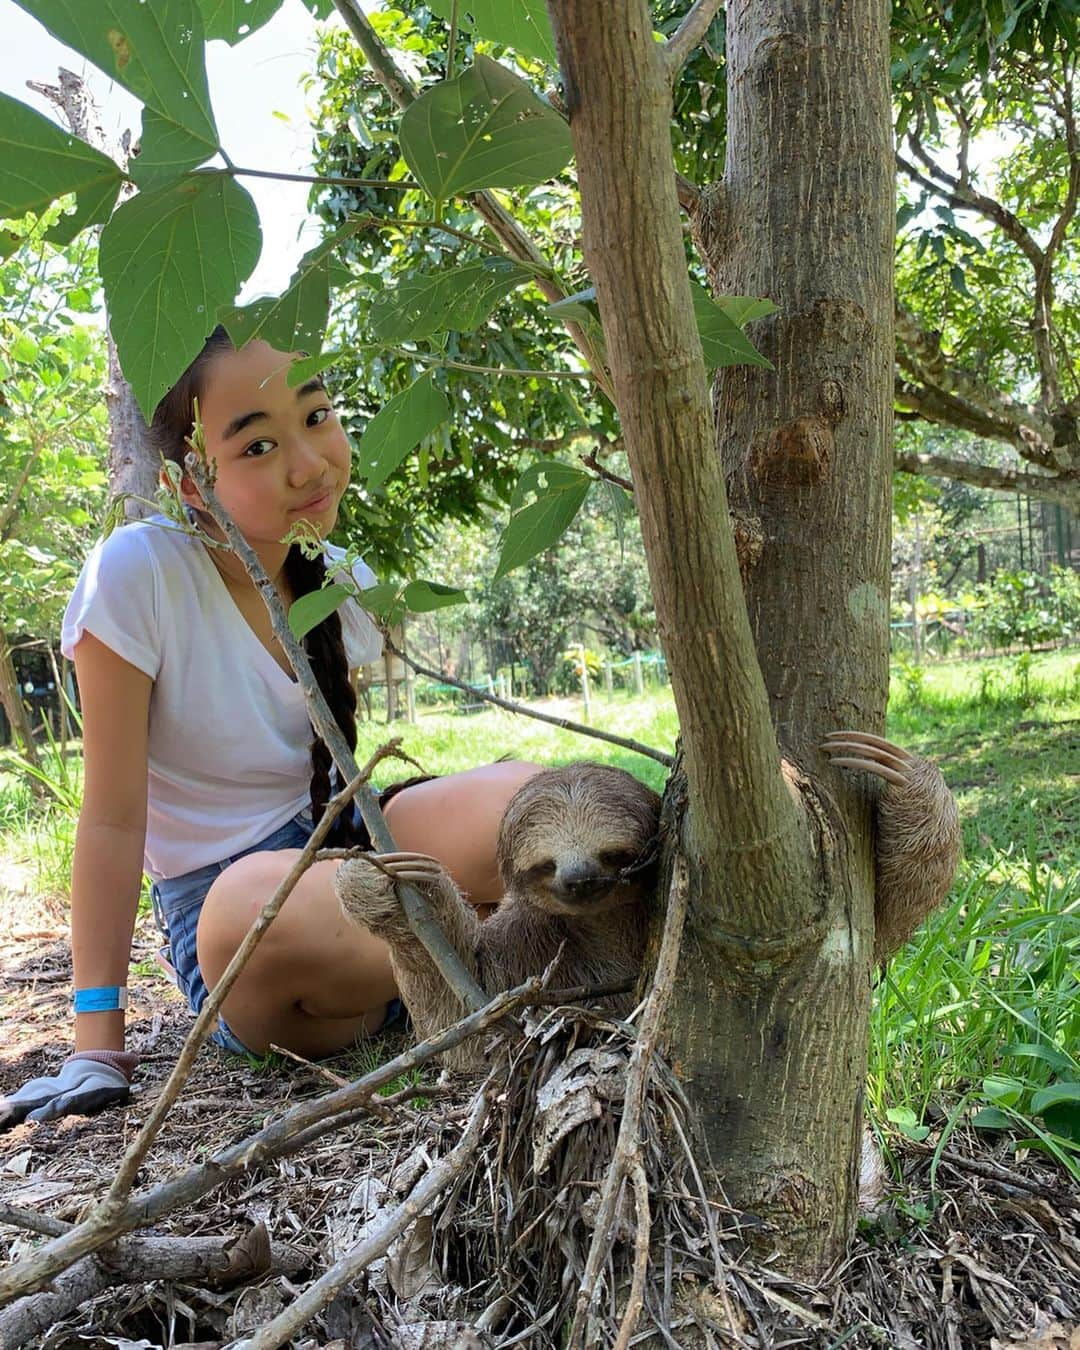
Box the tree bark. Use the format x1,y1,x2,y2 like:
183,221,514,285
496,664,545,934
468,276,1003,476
547,0,884,1275
30,70,158,517
0,632,41,771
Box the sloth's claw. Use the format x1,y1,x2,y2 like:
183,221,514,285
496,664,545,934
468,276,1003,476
821,730,912,787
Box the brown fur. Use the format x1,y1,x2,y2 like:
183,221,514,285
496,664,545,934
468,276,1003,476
336,751,960,1069
336,764,660,1069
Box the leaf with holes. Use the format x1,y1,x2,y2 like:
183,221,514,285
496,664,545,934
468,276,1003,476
221,224,361,355
100,171,262,417
15,0,220,168
0,93,123,238
196,0,284,43
370,257,533,344
427,0,556,65
288,583,351,641
400,55,571,203
356,374,450,490
494,460,590,579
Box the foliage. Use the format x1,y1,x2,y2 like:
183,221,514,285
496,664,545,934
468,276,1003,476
968,567,1080,652
0,215,108,639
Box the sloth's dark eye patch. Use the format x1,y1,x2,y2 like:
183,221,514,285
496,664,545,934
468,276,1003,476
524,859,557,881
599,849,638,870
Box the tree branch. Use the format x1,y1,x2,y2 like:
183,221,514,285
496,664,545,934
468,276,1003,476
0,975,548,1307
384,637,674,767
330,0,615,403
893,449,1080,510
235,1084,493,1350
184,453,490,1016
663,0,724,81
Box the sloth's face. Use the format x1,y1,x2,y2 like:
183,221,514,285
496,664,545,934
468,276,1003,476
514,845,647,917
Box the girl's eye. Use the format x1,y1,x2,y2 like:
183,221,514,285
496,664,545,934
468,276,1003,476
243,439,275,458
307,407,332,427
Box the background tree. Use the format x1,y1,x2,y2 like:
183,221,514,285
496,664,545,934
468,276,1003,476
0,217,108,763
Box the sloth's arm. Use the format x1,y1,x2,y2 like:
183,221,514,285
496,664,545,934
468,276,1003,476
335,853,483,1043
821,732,962,964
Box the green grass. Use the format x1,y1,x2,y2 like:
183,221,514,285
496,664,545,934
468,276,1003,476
2,648,1077,1177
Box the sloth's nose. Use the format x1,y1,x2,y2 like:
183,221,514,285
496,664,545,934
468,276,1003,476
554,861,613,903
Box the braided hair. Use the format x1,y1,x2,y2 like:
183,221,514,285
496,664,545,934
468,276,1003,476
149,326,368,847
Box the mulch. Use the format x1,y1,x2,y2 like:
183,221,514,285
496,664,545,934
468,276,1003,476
2,870,1078,1349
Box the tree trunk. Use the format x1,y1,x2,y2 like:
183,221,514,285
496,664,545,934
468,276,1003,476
548,0,891,1274
31,69,157,518
0,633,41,771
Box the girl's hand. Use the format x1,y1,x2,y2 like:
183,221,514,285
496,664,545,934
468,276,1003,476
0,1051,138,1127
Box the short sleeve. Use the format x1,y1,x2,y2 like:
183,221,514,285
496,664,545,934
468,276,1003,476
325,546,383,669
61,525,162,678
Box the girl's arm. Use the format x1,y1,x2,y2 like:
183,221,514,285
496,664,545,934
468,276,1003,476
70,632,152,1052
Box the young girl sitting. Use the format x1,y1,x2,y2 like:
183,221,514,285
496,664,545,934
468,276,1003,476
1,327,538,1126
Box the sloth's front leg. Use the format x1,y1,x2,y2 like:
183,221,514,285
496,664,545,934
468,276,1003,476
335,853,484,1046
822,731,962,964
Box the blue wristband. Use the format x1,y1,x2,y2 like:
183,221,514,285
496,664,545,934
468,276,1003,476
73,986,129,1013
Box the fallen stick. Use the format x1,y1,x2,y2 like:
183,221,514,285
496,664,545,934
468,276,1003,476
0,973,546,1308
0,1226,306,1350
233,1084,493,1350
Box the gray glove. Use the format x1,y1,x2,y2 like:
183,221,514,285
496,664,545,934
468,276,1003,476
0,1051,138,1127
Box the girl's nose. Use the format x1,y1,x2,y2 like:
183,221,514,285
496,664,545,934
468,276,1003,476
286,439,326,486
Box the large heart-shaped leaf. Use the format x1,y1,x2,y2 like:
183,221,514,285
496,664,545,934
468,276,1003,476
288,582,351,641
16,0,219,167
370,257,533,344
427,0,556,65
100,172,262,416
0,93,123,236
196,0,284,43
221,223,361,355
400,55,572,203
356,373,451,490
494,460,590,579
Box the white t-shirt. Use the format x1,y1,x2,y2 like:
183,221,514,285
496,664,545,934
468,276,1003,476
61,516,383,881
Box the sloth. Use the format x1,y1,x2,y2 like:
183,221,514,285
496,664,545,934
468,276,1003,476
336,735,961,1071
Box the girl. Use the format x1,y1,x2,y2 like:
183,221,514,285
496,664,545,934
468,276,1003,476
1,328,538,1126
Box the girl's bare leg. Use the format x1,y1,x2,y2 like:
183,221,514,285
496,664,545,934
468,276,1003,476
196,760,543,1055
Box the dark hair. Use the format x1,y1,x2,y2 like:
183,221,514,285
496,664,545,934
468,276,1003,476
150,326,366,846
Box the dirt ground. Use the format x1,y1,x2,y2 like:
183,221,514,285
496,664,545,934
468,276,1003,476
2,869,1079,1349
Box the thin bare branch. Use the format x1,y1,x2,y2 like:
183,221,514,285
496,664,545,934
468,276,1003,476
234,1084,493,1349
384,638,675,768
184,453,490,1014
664,0,724,81
568,854,690,1348
893,448,1080,510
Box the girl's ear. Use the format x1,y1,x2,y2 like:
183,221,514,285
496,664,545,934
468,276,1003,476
169,469,203,509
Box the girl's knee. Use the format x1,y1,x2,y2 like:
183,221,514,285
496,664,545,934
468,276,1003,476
197,850,301,967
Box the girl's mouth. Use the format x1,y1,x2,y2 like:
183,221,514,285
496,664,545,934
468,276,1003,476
292,488,334,513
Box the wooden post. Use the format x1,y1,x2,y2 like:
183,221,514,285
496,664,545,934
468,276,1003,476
603,660,614,698
632,650,644,696
578,642,591,722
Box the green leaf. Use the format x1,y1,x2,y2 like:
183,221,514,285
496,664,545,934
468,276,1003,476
355,581,404,624
402,579,468,612
287,582,350,640
16,0,219,162
399,55,572,203
370,257,533,344
495,460,590,579
1030,1082,1080,1116
884,1106,931,1142
981,1074,1025,1108
196,0,284,44
971,1106,1012,1130
690,283,773,370
0,93,123,230
714,295,778,328
100,171,262,416
1001,1041,1077,1075
221,224,360,354
356,373,451,490
545,286,598,327
427,0,557,65
129,109,218,188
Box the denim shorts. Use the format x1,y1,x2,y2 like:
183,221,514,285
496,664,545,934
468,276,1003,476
150,810,317,1055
